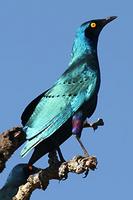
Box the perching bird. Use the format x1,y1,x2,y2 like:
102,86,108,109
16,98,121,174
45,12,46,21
0,164,37,199
21,16,117,166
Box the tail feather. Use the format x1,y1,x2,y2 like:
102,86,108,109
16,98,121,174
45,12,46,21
20,137,43,157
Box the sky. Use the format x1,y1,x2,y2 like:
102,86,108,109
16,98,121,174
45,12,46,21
0,0,133,199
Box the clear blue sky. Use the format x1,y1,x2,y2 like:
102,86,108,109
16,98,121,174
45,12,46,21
0,0,132,199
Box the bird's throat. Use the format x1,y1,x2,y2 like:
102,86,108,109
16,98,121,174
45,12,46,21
69,35,98,66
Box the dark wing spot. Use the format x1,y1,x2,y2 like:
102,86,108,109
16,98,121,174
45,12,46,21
62,93,77,97
62,79,79,84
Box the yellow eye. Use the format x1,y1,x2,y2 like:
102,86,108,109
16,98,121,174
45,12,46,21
90,22,97,28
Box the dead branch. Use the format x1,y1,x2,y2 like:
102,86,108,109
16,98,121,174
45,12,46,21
12,153,97,200
0,121,101,200
0,127,26,173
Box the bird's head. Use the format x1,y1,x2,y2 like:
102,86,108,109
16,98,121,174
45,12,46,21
80,16,117,44
70,16,117,64
5,164,38,187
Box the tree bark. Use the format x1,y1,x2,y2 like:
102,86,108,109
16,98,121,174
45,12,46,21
12,154,97,200
0,127,26,173
0,127,98,200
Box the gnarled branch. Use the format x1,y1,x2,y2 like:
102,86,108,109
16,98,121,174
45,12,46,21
12,153,97,200
0,127,26,173
0,121,102,199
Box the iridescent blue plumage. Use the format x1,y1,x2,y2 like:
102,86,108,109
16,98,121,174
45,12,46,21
21,16,117,165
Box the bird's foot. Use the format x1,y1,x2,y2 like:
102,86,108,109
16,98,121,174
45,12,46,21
83,118,104,131
83,169,89,178
82,155,97,178
58,155,97,180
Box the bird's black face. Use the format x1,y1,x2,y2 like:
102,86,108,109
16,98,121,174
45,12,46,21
84,16,117,42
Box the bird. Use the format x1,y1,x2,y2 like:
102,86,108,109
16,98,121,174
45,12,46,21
20,16,117,166
0,164,38,199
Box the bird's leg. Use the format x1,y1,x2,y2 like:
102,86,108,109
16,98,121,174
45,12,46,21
57,147,66,162
75,135,89,157
72,111,89,157
51,137,66,162
83,118,104,131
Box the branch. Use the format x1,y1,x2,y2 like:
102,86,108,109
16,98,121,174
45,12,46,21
0,118,103,173
12,152,97,200
0,119,102,199
0,127,26,173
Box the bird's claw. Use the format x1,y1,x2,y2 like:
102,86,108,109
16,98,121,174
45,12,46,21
83,169,89,178
83,118,104,131
91,118,104,131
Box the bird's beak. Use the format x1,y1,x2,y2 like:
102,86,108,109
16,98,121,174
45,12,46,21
102,16,117,26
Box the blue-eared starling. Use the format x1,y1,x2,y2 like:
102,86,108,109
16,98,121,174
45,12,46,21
21,16,117,166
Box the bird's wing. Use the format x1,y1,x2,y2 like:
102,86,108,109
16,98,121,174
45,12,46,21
21,64,98,157
21,90,48,126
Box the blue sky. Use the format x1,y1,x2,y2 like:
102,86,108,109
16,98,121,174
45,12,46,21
0,0,132,199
